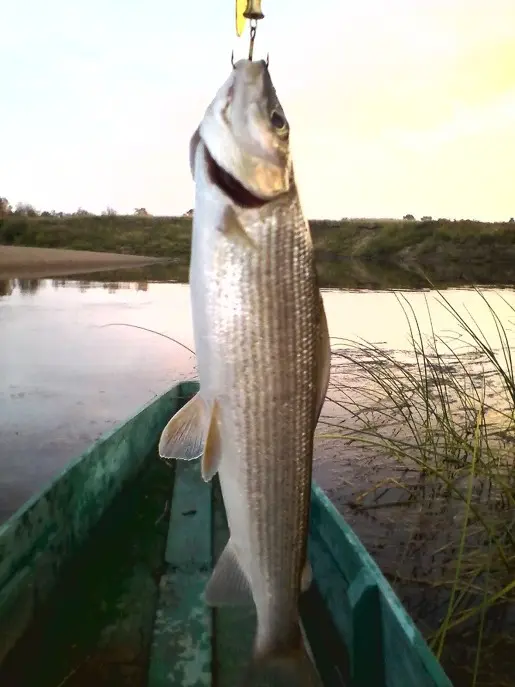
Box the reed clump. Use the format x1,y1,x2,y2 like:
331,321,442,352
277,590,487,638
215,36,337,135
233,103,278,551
320,289,515,686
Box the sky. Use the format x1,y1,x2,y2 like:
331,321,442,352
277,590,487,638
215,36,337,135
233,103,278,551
2,0,515,221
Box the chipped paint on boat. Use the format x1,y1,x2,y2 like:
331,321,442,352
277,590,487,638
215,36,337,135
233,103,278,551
0,382,198,666
0,381,453,687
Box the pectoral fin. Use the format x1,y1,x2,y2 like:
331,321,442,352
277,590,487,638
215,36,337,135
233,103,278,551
315,296,331,425
204,539,253,607
158,392,207,461
220,205,256,250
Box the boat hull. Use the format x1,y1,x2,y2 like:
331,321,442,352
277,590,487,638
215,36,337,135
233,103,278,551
0,381,452,686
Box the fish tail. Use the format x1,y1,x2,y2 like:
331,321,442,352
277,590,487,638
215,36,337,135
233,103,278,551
241,632,322,687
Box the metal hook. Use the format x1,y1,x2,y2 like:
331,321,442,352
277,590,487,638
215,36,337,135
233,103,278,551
248,18,257,61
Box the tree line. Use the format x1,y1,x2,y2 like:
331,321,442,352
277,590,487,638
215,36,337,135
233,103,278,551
2,198,513,224
0,198,158,219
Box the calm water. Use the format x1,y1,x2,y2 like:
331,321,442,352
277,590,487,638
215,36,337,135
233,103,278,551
1,265,514,685
2,269,515,519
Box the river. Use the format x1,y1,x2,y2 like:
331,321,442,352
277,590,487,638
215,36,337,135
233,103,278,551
1,263,514,686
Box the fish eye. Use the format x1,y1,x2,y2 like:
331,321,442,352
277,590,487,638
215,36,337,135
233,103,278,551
270,110,287,131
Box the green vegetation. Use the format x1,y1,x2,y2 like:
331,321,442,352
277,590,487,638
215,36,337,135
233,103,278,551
0,214,193,261
320,291,515,686
2,211,515,283
311,217,515,267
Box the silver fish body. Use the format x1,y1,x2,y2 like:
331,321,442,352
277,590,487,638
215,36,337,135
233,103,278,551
160,59,330,684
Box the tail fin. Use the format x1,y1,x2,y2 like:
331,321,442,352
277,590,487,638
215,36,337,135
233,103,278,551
242,636,323,687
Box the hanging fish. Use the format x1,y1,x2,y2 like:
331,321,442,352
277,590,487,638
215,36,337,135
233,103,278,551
159,58,330,686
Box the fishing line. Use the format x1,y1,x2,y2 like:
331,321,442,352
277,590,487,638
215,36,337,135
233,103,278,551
99,323,195,355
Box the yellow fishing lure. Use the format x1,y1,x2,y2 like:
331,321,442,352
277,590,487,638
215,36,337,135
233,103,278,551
236,0,247,37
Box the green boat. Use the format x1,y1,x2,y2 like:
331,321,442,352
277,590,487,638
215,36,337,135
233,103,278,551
0,381,452,686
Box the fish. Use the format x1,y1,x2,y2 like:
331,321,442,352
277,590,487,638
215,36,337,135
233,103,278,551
159,58,330,686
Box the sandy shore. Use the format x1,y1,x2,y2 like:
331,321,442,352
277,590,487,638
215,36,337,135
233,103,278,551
0,245,169,279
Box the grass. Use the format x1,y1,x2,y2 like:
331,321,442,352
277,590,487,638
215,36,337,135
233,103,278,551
2,214,515,286
319,289,515,686
0,214,193,260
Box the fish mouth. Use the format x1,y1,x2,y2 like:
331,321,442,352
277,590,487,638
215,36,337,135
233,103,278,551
204,144,268,209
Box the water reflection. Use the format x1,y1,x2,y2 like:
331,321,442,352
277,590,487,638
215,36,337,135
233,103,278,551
0,277,196,523
75,256,515,289
0,280,13,297
4,256,515,296
0,276,154,297
1,267,515,686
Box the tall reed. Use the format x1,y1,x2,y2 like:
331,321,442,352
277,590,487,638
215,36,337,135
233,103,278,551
319,289,515,685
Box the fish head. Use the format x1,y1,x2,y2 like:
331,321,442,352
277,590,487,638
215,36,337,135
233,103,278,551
195,59,292,207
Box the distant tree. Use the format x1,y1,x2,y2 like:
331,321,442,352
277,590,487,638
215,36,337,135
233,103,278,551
14,202,38,216
40,211,52,217
403,214,415,221
183,208,194,217
74,207,92,216
421,215,432,221
0,197,12,218
102,207,117,216
134,207,150,216
509,217,514,223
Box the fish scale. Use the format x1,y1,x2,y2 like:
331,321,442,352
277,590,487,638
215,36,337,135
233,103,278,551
159,59,329,686
198,186,322,659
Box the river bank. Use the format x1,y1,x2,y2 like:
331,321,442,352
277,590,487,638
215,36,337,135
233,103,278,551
2,215,515,285
0,245,168,279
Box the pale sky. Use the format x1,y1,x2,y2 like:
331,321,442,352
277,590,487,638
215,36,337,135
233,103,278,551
2,0,515,221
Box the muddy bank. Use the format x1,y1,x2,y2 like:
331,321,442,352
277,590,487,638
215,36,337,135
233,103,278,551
0,245,169,279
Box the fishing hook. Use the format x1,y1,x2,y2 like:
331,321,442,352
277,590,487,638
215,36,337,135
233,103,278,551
248,18,257,60
231,49,267,68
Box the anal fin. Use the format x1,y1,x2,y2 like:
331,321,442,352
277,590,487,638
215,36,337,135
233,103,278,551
204,539,253,607
201,398,223,482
